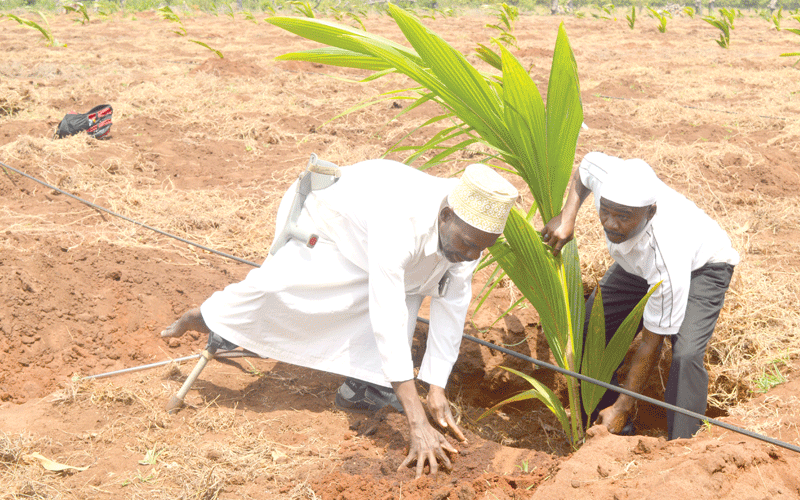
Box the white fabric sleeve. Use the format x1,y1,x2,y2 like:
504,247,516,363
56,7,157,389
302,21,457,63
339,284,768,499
578,152,611,204
418,259,478,388
367,224,416,383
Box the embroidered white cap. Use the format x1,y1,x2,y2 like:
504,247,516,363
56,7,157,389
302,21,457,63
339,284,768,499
448,164,518,234
601,158,662,207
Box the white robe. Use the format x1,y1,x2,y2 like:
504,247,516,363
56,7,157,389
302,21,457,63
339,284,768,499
200,160,479,388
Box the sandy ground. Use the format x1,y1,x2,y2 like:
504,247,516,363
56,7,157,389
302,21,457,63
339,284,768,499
1,8,799,500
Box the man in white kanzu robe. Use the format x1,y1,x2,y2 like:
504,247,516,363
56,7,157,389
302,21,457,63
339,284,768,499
161,159,518,477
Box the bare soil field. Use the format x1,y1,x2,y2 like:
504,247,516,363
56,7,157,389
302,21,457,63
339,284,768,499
1,8,799,500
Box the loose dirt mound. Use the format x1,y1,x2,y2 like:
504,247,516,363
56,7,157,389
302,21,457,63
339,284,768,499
1,9,799,500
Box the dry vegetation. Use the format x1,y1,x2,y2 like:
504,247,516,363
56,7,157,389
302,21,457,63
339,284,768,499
1,373,342,500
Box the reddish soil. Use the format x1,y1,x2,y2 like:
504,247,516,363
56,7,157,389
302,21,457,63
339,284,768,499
1,9,799,500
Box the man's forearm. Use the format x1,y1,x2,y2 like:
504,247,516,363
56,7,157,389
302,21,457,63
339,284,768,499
392,379,428,425
613,328,665,413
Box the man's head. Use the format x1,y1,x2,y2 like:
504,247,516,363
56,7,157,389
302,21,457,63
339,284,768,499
439,164,518,263
598,159,660,244
598,198,656,244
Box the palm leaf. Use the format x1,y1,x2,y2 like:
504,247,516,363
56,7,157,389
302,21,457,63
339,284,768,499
580,283,660,418
267,16,423,66
493,209,570,367
477,366,570,438
543,25,584,223
277,47,391,71
562,239,585,373
189,40,223,59
389,7,506,139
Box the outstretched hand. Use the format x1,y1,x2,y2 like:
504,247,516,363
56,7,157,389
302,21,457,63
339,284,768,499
392,380,463,478
399,416,459,478
540,212,574,256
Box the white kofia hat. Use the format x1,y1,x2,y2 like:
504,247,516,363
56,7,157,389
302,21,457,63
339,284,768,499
601,158,662,207
448,164,518,234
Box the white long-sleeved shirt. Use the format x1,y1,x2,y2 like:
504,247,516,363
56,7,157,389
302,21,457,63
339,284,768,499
579,152,740,335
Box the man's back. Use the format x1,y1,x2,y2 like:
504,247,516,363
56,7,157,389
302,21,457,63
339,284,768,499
301,159,458,272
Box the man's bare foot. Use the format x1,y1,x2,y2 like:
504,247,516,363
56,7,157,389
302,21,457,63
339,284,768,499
160,308,211,338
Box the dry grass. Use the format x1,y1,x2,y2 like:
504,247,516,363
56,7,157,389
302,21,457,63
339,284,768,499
7,371,345,500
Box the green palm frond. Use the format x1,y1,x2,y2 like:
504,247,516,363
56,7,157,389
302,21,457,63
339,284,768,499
580,284,658,420
189,40,223,59
478,366,570,438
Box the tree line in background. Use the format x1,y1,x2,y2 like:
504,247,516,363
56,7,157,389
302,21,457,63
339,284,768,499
1,0,800,15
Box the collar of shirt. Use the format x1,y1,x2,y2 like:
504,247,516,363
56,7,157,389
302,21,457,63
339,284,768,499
606,219,653,253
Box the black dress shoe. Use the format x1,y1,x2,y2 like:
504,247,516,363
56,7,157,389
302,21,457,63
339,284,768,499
335,378,404,414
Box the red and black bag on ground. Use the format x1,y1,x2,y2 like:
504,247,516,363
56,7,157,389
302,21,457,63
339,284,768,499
55,104,113,139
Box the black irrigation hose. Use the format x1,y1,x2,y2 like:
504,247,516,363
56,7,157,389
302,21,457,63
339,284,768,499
0,161,260,268
456,327,800,455
4,160,800,455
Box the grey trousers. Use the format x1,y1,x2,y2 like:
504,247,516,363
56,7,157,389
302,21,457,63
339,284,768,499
584,261,734,440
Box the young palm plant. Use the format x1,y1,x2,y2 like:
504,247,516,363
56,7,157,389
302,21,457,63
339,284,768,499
485,2,520,49
626,6,636,30
648,7,669,33
703,10,734,49
6,12,61,47
266,5,649,446
771,8,784,31
64,3,91,25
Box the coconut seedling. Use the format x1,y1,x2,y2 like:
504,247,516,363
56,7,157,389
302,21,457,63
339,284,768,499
648,7,669,33
599,3,617,21
626,5,636,30
64,3,90,25
158,6,223,58
289,1,315,18
158,5,187,36
771,7,784,30
332,7,367,31
485,2,520,50
97,1,119,19
223,3,235,20
5,11,61,47
703,9,735,49
242,10,258,23
780,15,800,66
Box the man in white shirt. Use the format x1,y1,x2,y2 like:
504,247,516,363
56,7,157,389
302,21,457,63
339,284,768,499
161,159,518,476
541,152,739,440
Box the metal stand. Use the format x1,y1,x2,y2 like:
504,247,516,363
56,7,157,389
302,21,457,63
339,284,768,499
165,346,217,414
